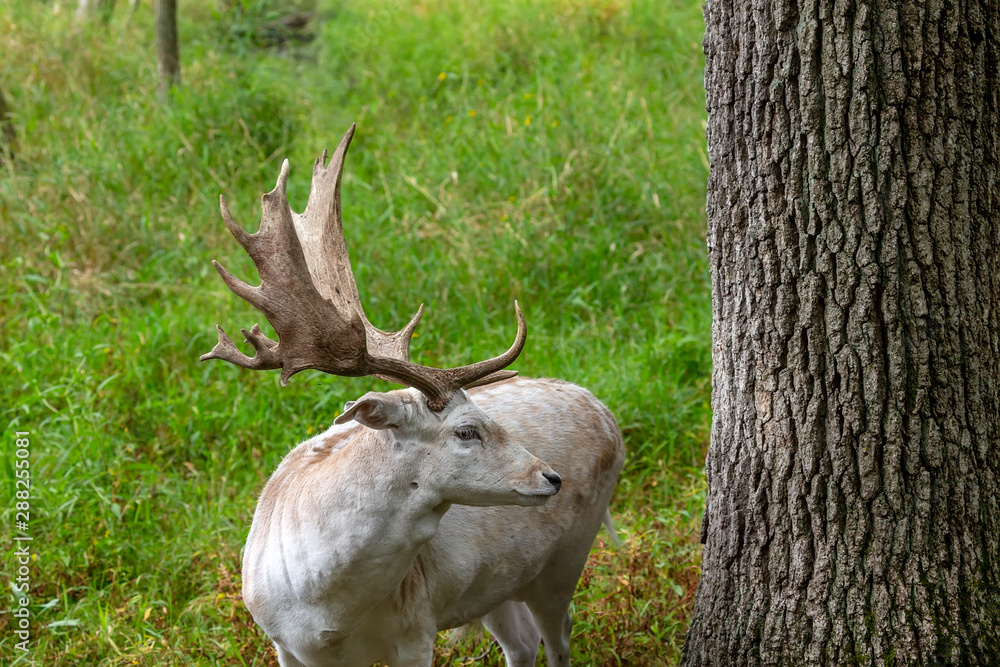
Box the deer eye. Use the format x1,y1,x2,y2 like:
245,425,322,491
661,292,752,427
455,426,480,442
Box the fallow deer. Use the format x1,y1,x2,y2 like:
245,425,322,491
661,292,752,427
201,125,625,667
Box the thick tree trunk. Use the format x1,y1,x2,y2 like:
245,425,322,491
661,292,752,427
683,0,1000,664
154,0,180,100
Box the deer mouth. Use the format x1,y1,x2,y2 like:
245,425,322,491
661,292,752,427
514,489,558,506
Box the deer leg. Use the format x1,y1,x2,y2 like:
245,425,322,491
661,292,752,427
523,549,592,667
482,600,541,667
525,596,573,667
524,511,612,667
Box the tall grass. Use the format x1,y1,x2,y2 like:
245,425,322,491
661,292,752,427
0,0,709,663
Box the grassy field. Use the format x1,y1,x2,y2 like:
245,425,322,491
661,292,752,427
0,0,710,664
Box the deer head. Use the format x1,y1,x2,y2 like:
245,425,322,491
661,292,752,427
200,124,525,412
335,388,562,506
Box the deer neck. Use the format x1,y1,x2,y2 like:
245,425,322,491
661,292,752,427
262,427,447,617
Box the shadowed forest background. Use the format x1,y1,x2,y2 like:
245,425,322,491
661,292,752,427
0,0,711,663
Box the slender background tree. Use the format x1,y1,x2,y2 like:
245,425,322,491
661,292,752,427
75,0,117,23
0,83,16,163
684,0,999,664
155,0,180,99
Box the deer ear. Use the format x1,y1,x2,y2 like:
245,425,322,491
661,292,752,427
334,394,405,430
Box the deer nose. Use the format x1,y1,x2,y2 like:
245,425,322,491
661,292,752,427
542,471,562,491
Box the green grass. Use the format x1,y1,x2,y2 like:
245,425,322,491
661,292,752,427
0,0,709,663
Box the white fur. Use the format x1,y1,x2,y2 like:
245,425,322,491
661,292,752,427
242,377,625,666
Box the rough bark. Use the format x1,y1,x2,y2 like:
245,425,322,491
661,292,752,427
154,0,180,100
683,0,1000,664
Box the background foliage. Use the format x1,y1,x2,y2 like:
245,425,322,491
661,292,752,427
0,0,709,663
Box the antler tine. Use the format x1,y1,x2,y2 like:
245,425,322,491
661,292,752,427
359,302,526,411
202,125,527,409
295,124,423,362
200,324,281,370
437,300,527,391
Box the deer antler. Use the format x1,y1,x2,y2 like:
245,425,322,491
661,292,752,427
201,124,525,411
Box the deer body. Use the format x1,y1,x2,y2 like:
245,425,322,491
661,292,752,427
201,126,624,666
243,379,624,666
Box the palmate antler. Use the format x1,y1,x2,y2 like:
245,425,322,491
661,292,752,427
201,124,525,411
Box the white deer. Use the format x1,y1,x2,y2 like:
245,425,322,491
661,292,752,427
202,125,625,667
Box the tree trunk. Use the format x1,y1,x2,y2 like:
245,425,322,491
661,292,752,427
0,83,16,163
155,0,180,100
76,0,117,23
683,0,1000,663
